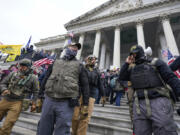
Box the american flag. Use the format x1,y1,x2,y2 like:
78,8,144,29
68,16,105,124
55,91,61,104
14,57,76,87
161,49,168,58
68,32,74,38
162,49,180,78
33,58,54,67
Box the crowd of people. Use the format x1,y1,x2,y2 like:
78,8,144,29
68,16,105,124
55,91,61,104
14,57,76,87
1,45,56,63
0,42,180,135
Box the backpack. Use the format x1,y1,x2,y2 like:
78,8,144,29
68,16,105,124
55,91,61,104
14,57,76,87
110,77,118,88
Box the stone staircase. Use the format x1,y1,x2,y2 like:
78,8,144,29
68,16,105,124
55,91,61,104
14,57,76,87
9,98,180,135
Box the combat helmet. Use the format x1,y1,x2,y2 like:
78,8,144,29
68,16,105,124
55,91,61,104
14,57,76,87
19,59,32,67
130,45,145,60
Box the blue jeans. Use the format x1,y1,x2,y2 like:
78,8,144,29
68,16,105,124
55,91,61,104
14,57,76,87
115,91,123,106
37,96,74,135
95,88,101,104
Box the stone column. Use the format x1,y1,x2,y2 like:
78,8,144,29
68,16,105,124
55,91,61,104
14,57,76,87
60,38,69,58
161,15,179,56
136,19,146,49
93,30,101,58
159,34,168,60
76,33,85,60
113,26,121,68
99,43,106,70
159,34,167,50
105,51,110,69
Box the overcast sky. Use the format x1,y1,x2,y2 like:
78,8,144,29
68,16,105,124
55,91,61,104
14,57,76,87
0,0,108,45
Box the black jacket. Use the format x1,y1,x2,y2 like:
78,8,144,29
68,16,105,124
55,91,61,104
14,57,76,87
119,59,180,99
86,68,104,98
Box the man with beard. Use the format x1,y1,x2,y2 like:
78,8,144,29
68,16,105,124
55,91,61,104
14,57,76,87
72,55,105,135
0,59,39,135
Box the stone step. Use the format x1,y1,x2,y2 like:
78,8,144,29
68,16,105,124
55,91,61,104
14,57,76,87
11,126,36,135
16,117,38,131
91,115,132,129
95,103,180,117
20,111,132,129
19,111,180,134
17,103,180,135
88,122,132,135
15,116,132,135
11,125,101,135
92,109,130,119
94,104,129,110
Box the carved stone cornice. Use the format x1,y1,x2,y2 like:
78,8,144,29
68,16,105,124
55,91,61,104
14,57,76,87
65,0,174,28
136,18,144,26
64,0,117,27
94,28,101,33
159,13,170,22
36,34,66,45
113,23,123,30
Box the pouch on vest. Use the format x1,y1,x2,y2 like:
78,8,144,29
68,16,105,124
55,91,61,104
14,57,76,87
130,63,163,89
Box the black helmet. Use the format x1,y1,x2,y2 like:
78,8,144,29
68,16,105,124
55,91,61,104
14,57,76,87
130,45,145,60
19,59,32,67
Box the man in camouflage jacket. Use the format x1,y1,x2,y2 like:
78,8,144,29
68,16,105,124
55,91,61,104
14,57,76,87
0,59,39,135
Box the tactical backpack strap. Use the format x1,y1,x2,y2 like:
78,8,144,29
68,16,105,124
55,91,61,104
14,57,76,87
150,58,171,99
144,90,152,117
18,74,32,85
22,74,32,85
134,91,141,115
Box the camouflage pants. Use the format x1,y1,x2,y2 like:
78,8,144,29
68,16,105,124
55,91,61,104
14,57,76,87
0,98,22,135
133,97,178,135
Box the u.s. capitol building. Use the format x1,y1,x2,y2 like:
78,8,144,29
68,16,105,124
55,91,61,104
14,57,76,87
35,0,180,70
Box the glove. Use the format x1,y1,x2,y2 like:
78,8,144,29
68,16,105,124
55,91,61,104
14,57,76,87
36,99,43,113
30,101,36,113
101,96,106,107
1,90,10,96
80,106,88,119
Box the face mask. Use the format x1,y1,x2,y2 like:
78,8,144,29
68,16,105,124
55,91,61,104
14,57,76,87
64,48,77,60
19,66,30,75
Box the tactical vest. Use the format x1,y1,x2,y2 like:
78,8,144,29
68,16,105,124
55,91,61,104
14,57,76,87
8,72,32,99
129,59,171,117
130,63,164,89
45,59,80,99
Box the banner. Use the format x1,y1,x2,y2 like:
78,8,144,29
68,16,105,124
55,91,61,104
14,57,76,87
0,45,22,55
6,54,17,62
